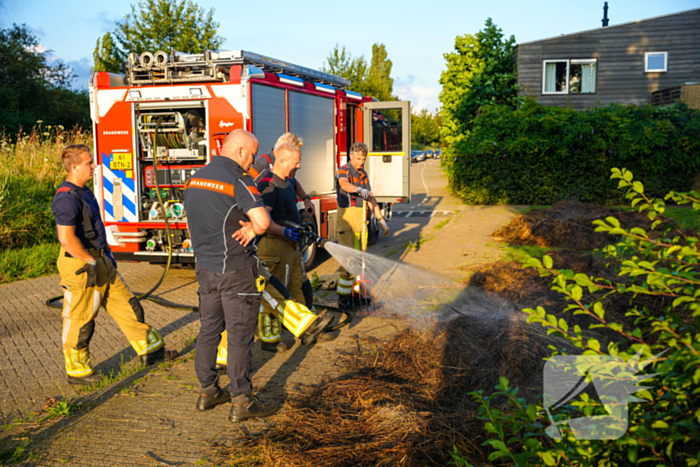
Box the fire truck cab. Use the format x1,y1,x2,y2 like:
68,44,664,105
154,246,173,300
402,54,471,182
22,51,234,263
89,49,411,267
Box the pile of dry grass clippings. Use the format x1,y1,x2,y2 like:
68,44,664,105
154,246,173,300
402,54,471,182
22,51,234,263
493,200,658,250
226,315,573,467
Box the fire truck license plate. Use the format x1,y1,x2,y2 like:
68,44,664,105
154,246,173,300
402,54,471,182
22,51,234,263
110,153,133,171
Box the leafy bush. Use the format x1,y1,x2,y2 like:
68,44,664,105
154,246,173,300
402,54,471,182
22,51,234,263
442,100,700,205
465,169,700,466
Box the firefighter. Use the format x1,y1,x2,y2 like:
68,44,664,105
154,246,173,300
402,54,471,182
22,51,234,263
255,134,316,305
249,133,316,217
184,129,276,422
250,134,317,309
52,145,176,385
335,142,390,310
255,143,333,352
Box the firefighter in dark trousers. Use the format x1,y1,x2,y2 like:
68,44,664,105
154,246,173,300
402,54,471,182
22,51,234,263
184,129,277,422
52,145,176,385
255,143,333,352
335,142,390,310
250,133,316,309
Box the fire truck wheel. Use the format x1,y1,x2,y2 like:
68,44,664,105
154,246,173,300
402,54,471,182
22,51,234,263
300,210,317,270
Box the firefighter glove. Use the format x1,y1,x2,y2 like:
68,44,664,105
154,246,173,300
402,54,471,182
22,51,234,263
356,187,371,201
379,219,390,237
283,227,302,242
76,260,97,288
105,250,117,268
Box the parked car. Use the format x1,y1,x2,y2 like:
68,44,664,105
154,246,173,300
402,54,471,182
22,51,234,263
434,149,442,158
424,149,434,159
411,150,424,163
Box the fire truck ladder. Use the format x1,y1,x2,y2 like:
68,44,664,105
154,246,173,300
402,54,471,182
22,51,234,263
124,49,351,89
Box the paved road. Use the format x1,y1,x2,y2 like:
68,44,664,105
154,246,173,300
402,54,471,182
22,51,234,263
0,159,448,424
0,159,524,465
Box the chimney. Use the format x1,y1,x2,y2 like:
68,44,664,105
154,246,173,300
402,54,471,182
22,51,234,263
602,2,609,27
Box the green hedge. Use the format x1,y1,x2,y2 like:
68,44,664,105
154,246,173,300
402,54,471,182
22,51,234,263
442,100,700,204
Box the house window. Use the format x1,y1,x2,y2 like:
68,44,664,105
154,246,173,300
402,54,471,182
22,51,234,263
569,60,597,94
543,59,597,94
543,60,568,94
645,52,667,73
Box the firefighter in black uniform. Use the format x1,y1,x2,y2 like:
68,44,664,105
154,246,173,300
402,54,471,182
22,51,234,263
184,129,276,422
250,133,316,309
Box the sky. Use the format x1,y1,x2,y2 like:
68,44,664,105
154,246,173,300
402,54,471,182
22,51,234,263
2,0,698,112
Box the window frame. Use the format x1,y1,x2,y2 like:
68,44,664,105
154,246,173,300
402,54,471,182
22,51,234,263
644,52,668,73
542,59,598,95
569,59,597,94
542,59,569,95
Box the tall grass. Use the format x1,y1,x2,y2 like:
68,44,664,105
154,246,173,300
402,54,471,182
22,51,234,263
0,125,93,284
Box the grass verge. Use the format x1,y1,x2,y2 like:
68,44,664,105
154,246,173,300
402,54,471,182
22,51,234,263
0,125,92,285
665,206,700,231
0,242,59,283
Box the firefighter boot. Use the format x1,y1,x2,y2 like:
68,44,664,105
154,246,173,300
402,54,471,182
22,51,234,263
196,383,231,411
261,341,289,353
300,313,334,346
66,373,103,386
141,346,178,366
64,348,102,385
228,392,277,423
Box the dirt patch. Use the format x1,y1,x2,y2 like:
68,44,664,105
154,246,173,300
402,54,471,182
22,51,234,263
493,200,657,250
226,317,573,467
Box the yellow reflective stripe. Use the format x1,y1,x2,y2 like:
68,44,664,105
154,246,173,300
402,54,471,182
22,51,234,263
64,349,93,377
216,345,227,366
280,301,302,330
258,314,281,342
130,328,164,356
293,313,318,338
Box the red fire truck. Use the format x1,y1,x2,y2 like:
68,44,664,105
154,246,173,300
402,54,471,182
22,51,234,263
89,49,411,267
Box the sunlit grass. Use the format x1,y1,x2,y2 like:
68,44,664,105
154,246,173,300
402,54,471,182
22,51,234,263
0,125,92,284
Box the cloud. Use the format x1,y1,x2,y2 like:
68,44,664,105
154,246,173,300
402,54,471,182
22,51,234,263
395,84,439,113
394,74,441,112
95,10,120,33
25,43,49,54
67,57,93,90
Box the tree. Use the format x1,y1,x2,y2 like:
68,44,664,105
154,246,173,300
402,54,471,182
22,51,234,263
439,18,517,146
0,24,90,136
411,108,440,148
93,33,124,73
364,43,396,102
94,0,224,71
322,43,396,101
322,45,367,90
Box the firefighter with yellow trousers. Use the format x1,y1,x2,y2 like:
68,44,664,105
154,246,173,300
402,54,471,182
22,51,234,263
254,143,333,352
336,142,390,310
51,145,176,385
